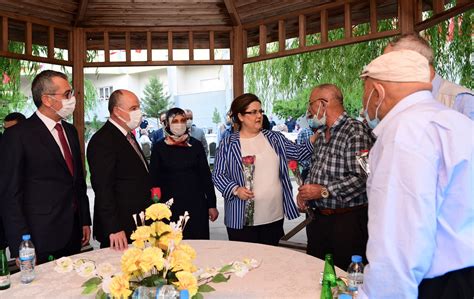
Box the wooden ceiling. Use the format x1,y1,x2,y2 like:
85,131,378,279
0,0,401,28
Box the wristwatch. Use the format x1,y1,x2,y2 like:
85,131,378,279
232,187,239,196
320,186,330,199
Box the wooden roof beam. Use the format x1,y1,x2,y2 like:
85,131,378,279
223,0,241,26
75,0,89,26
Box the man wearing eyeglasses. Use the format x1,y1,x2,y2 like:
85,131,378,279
296,83,374,270
0,70,91,264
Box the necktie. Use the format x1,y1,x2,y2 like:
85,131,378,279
55,123,74,176
127,133,148,171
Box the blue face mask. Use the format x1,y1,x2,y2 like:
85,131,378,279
363,88,383,129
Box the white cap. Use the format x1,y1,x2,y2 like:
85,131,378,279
360,50,430,83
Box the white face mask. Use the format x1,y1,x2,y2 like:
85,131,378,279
310,101,326,129
186,119,193,129
119,108,143,130
170,123,187,137
52,96,76,119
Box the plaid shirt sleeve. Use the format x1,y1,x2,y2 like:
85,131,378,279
326,127,373,203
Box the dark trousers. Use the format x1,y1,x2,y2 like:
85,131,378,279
418,267,474,299
37,212,82,264
226,219,284,246
306,206,368,270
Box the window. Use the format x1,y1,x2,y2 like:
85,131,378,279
98,86,113,101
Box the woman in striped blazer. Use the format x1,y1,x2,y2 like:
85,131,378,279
212,93,316,246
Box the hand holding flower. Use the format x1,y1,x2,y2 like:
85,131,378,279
234,186,254,200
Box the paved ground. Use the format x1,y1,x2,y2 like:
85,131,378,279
86,180,308,248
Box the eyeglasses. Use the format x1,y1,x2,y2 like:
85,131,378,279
242,109,264,116
45,89,75,99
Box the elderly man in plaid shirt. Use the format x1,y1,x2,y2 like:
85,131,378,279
297,83,374,270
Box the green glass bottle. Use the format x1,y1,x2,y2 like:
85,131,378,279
320,280,333,299
0,249,11,290
322,253,337,287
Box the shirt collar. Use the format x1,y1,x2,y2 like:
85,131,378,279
316,111,348,134
109,118,128,136
36,110,61,132
372,90,433,137
431,73,442,97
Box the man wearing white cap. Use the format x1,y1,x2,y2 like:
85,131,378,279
359,50,474,298
385,33,474,120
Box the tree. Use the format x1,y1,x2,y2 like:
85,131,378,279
212,107,221,125
244,11,472,120
1,44,98,128
142,76,172,120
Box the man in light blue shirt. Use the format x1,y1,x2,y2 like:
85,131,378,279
359,50,474,298
385,33,474,120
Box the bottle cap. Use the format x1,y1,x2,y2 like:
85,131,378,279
338,294,352,299
351,255,362,263
179,289,190,299
22,234,31,241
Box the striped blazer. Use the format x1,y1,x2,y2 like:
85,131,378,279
212,129,313,229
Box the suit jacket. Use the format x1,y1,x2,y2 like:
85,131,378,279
0,132,5,250
190,126,209,157
0,113,91,257
87,121,152,246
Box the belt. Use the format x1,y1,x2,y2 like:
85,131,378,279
315,204,367,216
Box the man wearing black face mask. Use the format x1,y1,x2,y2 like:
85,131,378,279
296,83,374,270
87,89,151,250
0,70,91,263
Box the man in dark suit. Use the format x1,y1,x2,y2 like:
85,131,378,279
87,89,152,250
0,70,91,263
0,112,26,250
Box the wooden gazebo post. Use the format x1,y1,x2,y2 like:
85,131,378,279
232,25,244,98
72,27,86,159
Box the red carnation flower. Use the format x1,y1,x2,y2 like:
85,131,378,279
288,160,298,172
150,187,161,203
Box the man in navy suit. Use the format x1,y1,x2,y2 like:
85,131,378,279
0,70,91,263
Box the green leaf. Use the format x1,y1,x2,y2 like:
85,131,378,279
198,284,216,293
82,284,98,295
81,277,102,288
95,289,107,299
192,293,204,299
140,274,167,287
218,264,233,273
211,273,230,283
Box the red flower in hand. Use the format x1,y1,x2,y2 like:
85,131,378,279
150,187,161,203
242,155,255,166
288,160,298,171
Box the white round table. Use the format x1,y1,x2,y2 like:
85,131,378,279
3,240,346,298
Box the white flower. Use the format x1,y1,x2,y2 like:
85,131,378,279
54,257,73,273
77,261,96,278
231,261,249,278
242,258,259,269
198,267,219,279
73,258,86,270
96,262,116,278
102,276,113,294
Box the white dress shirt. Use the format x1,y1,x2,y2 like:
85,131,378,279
359,91,474,298
36,110,71,158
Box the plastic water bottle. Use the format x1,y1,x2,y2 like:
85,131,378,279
19,234,36,284
132,285,189,299
347,255,364,296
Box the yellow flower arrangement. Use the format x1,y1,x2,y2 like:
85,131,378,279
174,271,199,297
145,203,171,221
109,274,132,299
80,195,259,299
